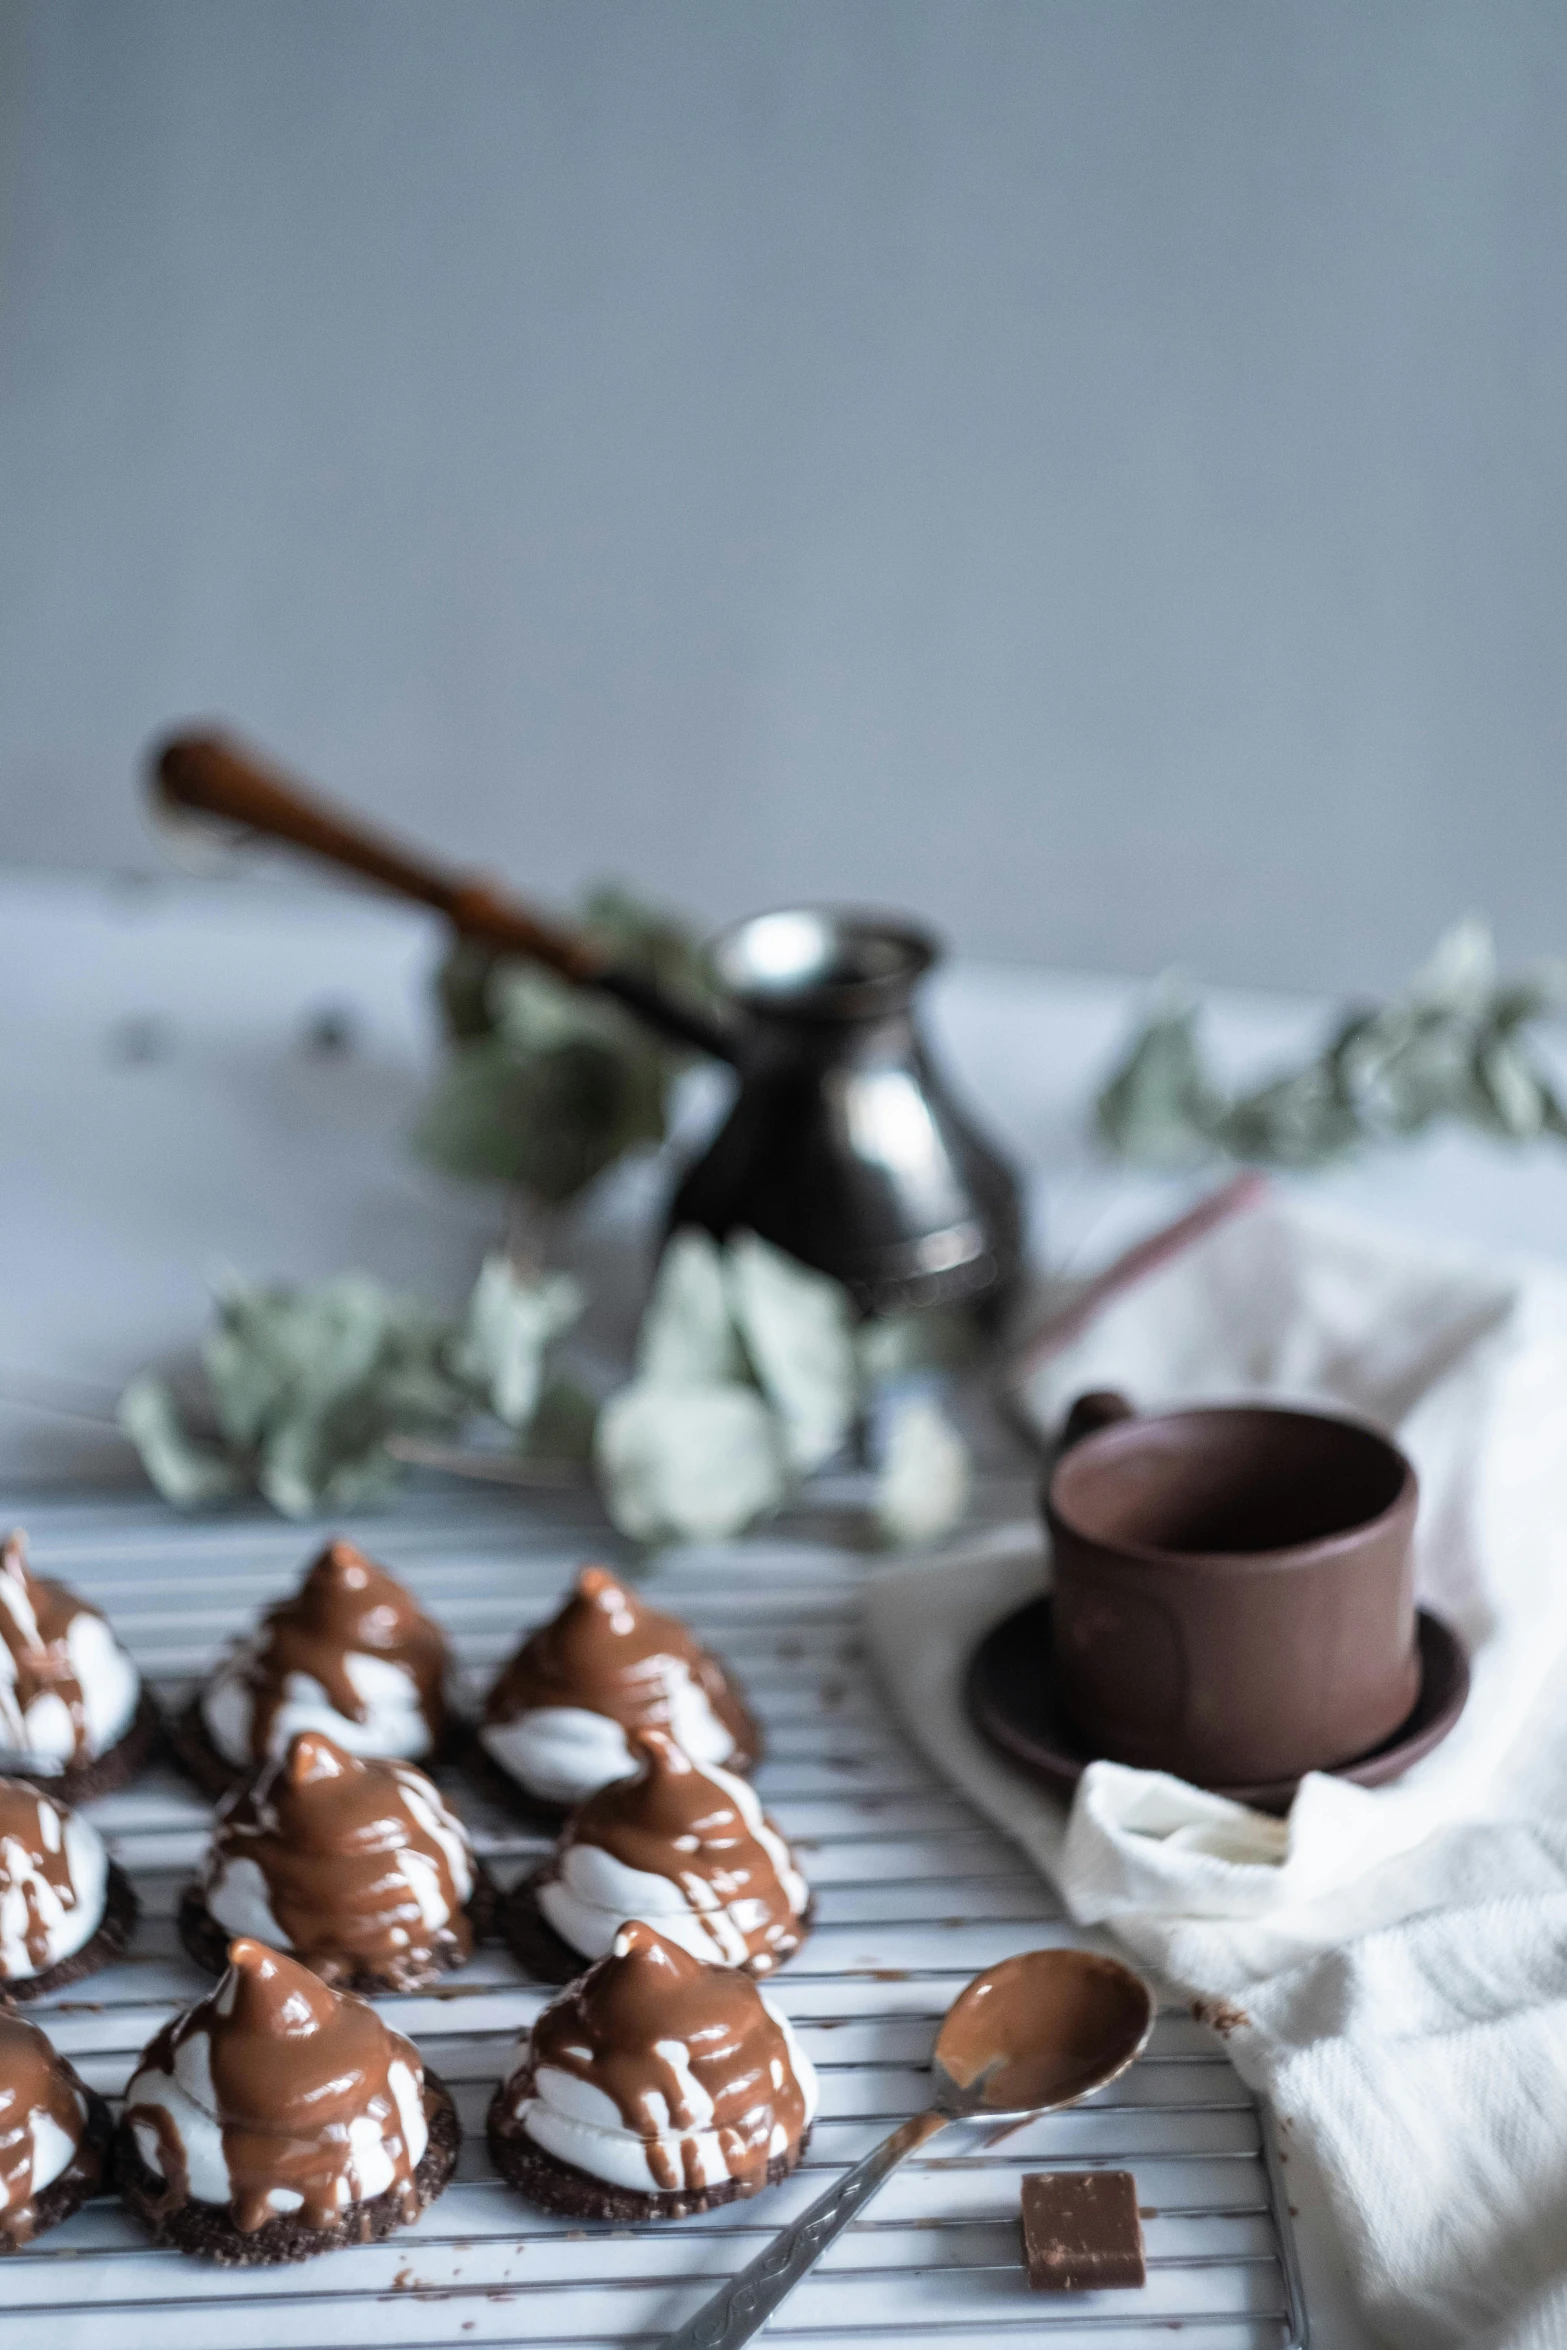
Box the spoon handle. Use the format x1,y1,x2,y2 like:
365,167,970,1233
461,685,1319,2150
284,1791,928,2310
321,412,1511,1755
662,2108,948,2350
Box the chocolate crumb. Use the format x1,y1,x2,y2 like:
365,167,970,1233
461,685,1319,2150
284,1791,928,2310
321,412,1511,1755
1191,1995,1251,2038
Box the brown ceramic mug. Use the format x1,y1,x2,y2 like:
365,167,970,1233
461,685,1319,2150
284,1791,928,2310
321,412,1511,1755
1044,1392,1420,1788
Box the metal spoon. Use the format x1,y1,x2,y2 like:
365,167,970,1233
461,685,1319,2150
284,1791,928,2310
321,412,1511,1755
662,1945,1155,2350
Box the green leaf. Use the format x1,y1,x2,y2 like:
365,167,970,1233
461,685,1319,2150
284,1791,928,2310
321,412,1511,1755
724,1231,858,1472
1095,983,1221,1166
412,1021,668,1203
434,937,505,1042
257,1411,409,1520
450,1254,582,1429
576,884,718,1022
594,1378,789,1543
198,1270,465,1518
526,1374,600,1463
856,1305,979,1385
874,1394,972,1546
637,1229,747,1387
1474,1036,1549,1140
419,883,715,1202
1098,920,1567,1172
117,1373,248,1509
204,1272,453,1443
121,1250,594,1521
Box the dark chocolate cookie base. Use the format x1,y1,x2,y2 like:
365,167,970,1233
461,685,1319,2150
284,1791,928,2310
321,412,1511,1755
5,1688,164,1806
487,2098,809,2222
165,1695,250,1802
176,1862,499,1994
115,2072,460,2265
167,1695,459,1804
498,1866,814,1986
4,1861,141,2001
0,2085,114,2252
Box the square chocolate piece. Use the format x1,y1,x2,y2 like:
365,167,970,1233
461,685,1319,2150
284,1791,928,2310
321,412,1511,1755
1021,2169,1145,2292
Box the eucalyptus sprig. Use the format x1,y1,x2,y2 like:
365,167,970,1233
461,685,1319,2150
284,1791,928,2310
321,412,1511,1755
414,885,717,1203
1098,920,1567,1171
594,1229,972,1548
117,1232,973,1548
119,1256,582,1518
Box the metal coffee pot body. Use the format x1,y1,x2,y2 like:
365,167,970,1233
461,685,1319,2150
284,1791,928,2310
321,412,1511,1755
144,736,1021,1317
671,909,1023,1318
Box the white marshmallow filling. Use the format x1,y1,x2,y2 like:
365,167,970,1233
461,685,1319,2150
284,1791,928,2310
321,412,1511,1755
0,1804,109,1980
203,1769,475,1949
0,2091,86,2217
536,1763,808,1969
124,2025,429,2218
0,1598,140,1771
200,1650,435,1768
479,1665,736,1806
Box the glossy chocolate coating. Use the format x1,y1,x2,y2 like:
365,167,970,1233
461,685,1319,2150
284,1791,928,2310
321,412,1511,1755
484,1568,757,1759
0,1532,105,1764
0,1780,86,1975
539,1728,807,1972
520,1921,809,2195
227,1541,448,1761
125,1939,430,2234
204,1732,473,1982
0,2011,93,2245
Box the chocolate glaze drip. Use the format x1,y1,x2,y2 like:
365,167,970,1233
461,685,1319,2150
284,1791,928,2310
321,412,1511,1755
0,2011,89,2243
206,1732,474,1977
0,1531,102,1763
522,1920,808,2193
543,1728,805,1971
0,1780,87,1974
126,1939,429,2234
484,1567,756,1754
228,1542,448,1761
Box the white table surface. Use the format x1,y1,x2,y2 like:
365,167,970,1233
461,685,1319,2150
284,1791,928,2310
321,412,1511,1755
9,866,1567,2346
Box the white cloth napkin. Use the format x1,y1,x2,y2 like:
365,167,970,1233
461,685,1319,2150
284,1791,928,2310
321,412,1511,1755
863,1195,1567,2350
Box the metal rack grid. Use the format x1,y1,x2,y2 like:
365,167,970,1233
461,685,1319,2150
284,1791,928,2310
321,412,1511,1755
2,1484,1306,2350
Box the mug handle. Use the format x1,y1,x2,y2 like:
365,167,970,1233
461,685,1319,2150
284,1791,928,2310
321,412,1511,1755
1057,1389,1136,1454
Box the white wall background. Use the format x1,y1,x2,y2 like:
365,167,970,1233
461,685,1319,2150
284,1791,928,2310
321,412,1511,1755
2,0,1564,994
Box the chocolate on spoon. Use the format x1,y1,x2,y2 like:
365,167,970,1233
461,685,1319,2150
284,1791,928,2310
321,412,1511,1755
661,1944,1154,2350
933,1945,1154,2111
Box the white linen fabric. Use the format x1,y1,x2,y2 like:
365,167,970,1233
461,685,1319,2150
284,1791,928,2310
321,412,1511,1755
864,1195,1567,2350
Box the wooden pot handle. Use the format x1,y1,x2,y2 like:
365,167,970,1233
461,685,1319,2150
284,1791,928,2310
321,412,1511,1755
151,729,607,983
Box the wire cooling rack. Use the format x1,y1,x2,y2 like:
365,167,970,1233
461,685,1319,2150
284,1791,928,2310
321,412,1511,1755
2,1483,1306,2350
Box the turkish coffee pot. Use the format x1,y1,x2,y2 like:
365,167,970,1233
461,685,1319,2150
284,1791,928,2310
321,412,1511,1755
151,733,1023,1317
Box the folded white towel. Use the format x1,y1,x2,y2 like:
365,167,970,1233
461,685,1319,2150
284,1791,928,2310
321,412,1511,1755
863,1196,1567,2350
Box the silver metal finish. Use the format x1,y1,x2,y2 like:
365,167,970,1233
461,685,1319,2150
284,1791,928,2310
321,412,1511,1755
665,2107,954,2350
2,1482,1307,2350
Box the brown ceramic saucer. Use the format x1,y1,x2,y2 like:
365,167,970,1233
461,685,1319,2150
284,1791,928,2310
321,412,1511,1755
966,1597,1469,1816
